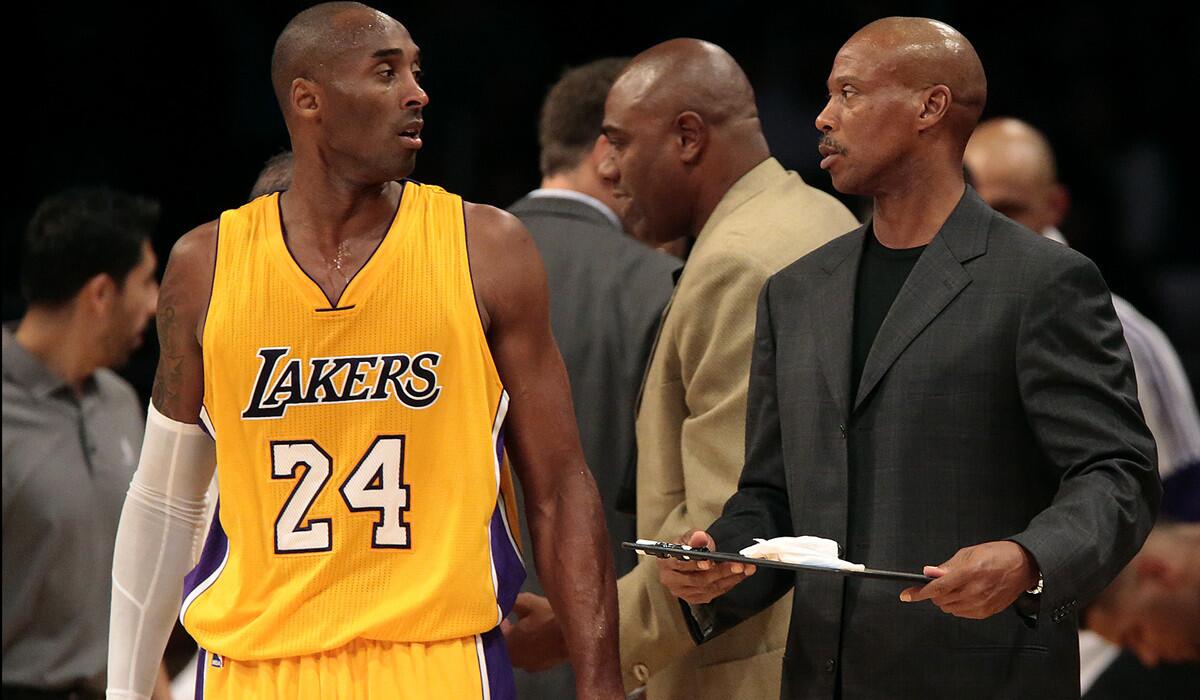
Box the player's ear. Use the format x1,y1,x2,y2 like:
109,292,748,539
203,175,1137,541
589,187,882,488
291,78,320,118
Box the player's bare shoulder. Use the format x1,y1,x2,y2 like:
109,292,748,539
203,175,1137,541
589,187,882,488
462,202,548,333
161,220,220,340
151,220,218,420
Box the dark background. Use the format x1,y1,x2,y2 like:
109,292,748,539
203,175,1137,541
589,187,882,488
9,0,1199,402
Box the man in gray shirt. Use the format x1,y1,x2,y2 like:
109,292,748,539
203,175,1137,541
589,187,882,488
504,58,680,696
3,187,161,699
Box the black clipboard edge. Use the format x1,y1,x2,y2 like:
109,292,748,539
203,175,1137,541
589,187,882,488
623,540,932,584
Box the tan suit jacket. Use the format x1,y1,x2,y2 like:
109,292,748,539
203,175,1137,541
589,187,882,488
619,158,858,698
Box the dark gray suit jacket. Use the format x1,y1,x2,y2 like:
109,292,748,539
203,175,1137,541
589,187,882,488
700,188,1160,699
509,193,679,697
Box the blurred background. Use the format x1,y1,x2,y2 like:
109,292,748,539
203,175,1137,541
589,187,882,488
9,0,1199,402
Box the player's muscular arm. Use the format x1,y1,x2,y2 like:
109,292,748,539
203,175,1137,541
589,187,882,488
465,203,623,698
108,223,218,700
151,221,217,421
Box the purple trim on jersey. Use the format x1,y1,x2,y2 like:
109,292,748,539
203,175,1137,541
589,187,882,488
489,501,525,617
194,649,206,699
489,427,524,616
481,626,516,700
182,501,227,600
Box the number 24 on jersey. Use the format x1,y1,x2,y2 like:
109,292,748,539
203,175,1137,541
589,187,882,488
271,435,412,554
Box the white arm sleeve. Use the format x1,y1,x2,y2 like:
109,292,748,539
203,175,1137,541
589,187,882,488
107,404,216,700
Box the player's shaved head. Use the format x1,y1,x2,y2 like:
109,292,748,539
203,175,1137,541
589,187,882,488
271,2,404,113
846,17,987,141
613,38,761,134
269,2,426,185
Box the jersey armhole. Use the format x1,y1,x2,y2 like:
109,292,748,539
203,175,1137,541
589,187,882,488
462,199,489,339
198,215,223,425
460,199,505,393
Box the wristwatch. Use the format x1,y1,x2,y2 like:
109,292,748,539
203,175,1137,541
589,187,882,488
1026,573,1044,596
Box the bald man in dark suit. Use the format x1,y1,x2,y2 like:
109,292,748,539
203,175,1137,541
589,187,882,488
660,18,1159,700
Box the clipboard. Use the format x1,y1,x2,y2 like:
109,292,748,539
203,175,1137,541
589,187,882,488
623,540,932,584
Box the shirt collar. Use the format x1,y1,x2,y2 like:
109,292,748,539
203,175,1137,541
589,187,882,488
1041,227,1069,246
2,322,81,399
525,188,622,229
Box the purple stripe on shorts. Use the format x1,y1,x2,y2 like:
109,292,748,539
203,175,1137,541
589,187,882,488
182,501,227,600
194,649,206,699
481,626,516,700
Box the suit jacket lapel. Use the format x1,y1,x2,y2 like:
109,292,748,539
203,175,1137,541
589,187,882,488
852,187,991,412
635,266,682,415
813,228,866,421
635,158,787,417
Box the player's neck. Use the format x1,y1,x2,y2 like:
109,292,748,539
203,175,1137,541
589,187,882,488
871,170,965,249
284,166,404,246
14,306,100,396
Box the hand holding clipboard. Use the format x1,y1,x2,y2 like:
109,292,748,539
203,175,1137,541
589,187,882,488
625,539,933,583
632,531,933,607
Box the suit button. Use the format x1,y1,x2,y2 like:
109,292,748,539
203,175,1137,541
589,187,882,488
825,658,836,673
838,423,847,439
632,662,650,682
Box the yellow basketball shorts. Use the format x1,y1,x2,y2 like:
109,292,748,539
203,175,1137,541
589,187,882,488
194,629,514,699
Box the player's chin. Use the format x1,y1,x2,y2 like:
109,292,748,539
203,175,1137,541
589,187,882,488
386,154,418,181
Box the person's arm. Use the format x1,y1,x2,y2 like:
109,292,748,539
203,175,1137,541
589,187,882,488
657,276,795,636
903,253,1160,621
465,204,623,699
151,664,173,700
108,223,218,700
1009,254,1160,616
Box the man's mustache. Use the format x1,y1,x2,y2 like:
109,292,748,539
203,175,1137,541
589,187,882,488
819,135,846,155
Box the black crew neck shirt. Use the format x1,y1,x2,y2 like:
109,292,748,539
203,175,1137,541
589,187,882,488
851,229,927,400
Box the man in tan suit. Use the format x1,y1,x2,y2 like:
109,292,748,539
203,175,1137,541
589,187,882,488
601,39,858,698
503,39,857,697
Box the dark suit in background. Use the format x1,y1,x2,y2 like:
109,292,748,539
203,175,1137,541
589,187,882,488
509,190,679,697
696,189,1160,699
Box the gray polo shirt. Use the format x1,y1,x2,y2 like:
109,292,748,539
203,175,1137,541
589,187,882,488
2,324,144,692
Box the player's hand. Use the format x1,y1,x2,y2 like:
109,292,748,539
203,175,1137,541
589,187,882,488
657,530,756,605
501,592,568,672
899,540,1039,619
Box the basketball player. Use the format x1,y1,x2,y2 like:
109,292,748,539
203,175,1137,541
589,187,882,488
106,4,622,699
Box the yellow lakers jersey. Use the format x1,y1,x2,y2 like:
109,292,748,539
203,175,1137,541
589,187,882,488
181,182,525,661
